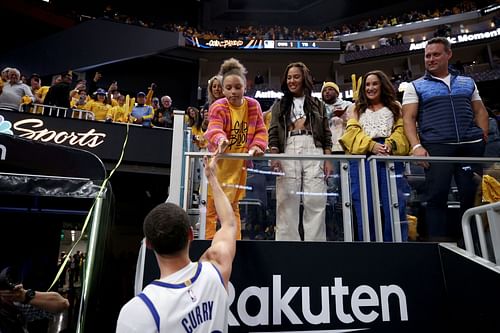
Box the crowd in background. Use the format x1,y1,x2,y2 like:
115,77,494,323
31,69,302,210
95,0,484,42
32,0,488,44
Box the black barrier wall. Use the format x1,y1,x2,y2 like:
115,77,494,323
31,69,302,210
143,241,452,332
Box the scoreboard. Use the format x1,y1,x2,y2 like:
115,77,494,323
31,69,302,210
186,37,341,51
271,40,341,50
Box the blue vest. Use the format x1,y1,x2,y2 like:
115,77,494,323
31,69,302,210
131,105,153,127
412,73,483,144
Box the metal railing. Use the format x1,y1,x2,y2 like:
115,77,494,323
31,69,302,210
19,103,95,120
182,152,367,242
462,201,500,265
169,110,500,244
368,155,500,243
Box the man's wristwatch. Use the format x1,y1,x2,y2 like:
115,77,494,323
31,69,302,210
24,289,36,304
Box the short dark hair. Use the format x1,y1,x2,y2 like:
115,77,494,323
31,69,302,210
426,37,451,52
143,203,190,255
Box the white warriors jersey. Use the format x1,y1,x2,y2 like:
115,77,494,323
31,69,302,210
116,261,228,333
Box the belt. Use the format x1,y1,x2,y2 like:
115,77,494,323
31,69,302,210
288,129,312,137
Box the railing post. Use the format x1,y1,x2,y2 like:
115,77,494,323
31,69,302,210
340,160,353,242
166,110,185,205
487,206,500,265
386,161,402,242
369,158,383,242
358,158,371,241
461,202,500,263
198,168,208,240
474,214,489,260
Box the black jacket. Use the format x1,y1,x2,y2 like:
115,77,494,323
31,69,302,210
269,95,332,153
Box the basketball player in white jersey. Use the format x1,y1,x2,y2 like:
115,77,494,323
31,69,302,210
116,155,237,333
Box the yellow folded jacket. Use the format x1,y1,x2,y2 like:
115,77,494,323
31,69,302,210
339,117,410,156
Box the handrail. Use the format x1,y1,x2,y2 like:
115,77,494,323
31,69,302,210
368,155,500,243
462,201,500,265
183,151,369,242
19,103,96,120
184,151,366,161
367,155,500,163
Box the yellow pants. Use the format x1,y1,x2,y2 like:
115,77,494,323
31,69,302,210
205,195,241,240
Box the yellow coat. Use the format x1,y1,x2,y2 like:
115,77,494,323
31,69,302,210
339,117,410,155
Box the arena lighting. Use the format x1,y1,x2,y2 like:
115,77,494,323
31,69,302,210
481,3,500,15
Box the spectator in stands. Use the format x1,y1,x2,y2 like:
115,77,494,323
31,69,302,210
153,95,173,128
268,62,332,241
106,95,129,123
130,92,153,127
88,71,103,97
322,81,353,152
485,106,500,157
1,67,11,83
151,97,160,113
192,105,209,151
70,88,88,109
339,70,410,241
43,70,73,114
0,68,34,112
29,73,51,114
185,106,198,127
207,75,224,106
322,81,352,240
108,82,120,106
82,88,111,121
204,57,268,240
402,37,488,241
29,74,42,104
69,80,88,106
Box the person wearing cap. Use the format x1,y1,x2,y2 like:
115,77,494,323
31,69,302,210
0,68,34,112
81,88,111,121
320,81,353,240
130,92,153,127
321,81,352,153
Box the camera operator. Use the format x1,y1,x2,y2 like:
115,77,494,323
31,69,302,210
0,281,69,333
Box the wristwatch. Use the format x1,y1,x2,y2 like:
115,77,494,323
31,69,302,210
24,289,36,304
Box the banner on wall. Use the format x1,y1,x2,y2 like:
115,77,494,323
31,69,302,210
143,241,448,332
0,110,172,167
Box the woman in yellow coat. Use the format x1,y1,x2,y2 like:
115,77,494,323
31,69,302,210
339,70,410,241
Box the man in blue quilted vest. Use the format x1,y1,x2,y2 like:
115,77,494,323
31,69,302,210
402,36,489,241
